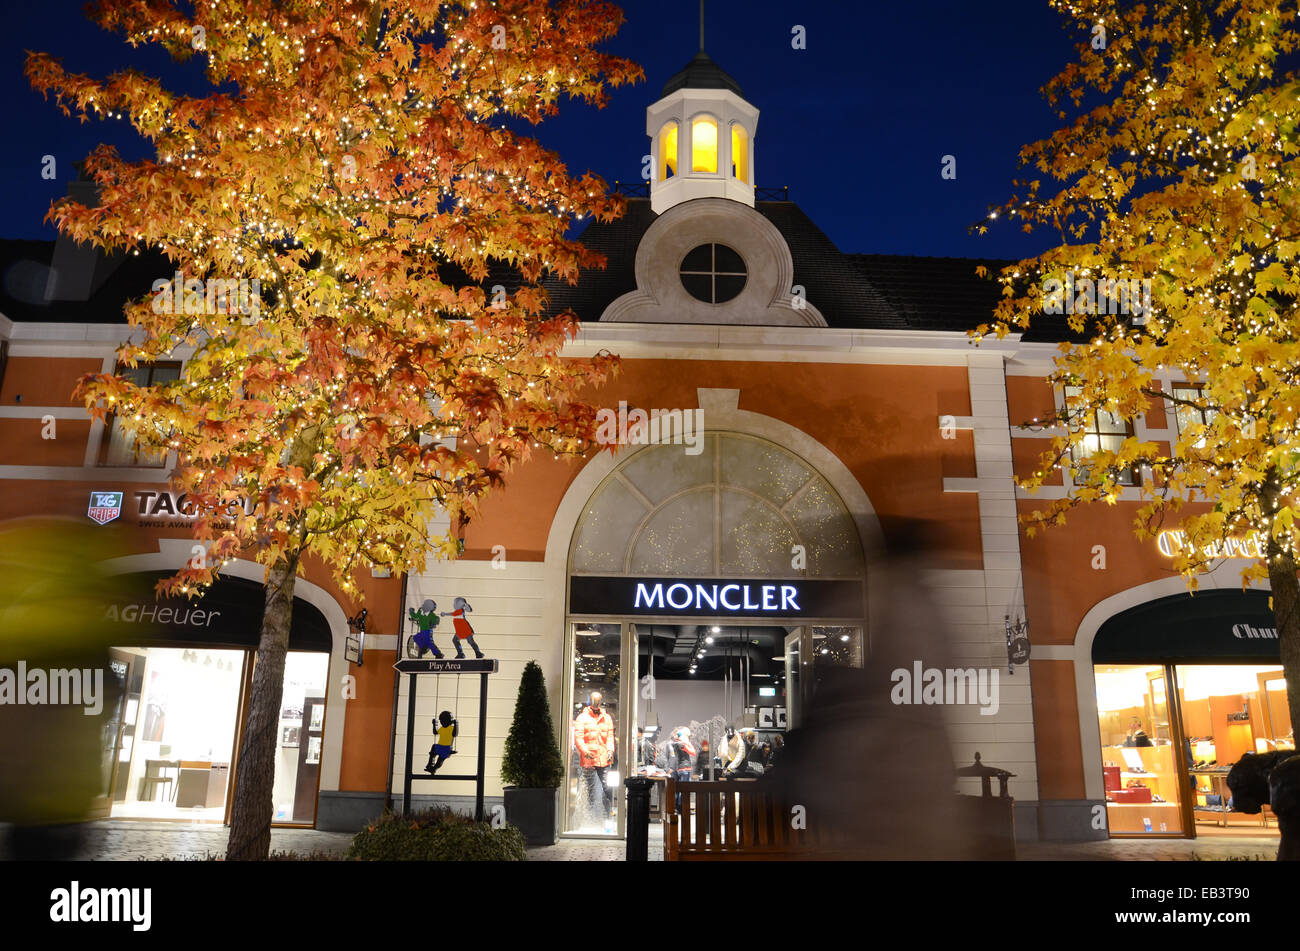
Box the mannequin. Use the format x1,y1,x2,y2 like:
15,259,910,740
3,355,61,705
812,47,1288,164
572,691,616,825
668,727,696,810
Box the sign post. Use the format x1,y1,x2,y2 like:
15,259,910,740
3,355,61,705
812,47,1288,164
392,657,498,821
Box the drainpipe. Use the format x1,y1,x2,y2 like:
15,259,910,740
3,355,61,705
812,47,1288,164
384,571,408,813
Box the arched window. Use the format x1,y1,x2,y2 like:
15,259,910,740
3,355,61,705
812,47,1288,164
658,121,678,181
570,433,865,578
691,116,718,174
731,124,749,184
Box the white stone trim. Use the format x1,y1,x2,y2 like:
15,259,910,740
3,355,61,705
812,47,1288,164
601,199,825,326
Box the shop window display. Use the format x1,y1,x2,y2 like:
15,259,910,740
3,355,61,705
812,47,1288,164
1095,665,1184,834
1095,663,1293,836
629,624,788,834
565,623,622,835
272,652,330,823
1174,664,1292,830
108,647,244,821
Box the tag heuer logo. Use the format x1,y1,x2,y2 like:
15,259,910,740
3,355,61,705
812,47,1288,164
88,491,124,525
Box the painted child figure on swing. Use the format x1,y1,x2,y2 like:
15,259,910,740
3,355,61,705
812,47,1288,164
426,710,459,774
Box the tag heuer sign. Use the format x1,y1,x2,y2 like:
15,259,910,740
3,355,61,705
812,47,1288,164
88,491,125,525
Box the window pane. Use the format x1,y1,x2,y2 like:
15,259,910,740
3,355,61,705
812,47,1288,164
713,244,745,274
1094,664,1184,835
272,652,329,823
103,420,139,466
565,623,621,835
659,121,678,180
680,245,712,272
691,117,718,173
714,274,746,303
681,273,712,303
1175,664,1293,831
731,125,749,184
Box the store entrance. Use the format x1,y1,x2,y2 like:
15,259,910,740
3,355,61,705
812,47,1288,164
1095,663,1292,837
96,569,337,826
101,648,329,824
1090,587,1294,838
560,619,865,837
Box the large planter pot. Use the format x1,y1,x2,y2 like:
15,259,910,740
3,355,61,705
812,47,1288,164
503,786,558,846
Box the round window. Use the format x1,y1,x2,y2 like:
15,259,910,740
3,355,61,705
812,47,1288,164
680,244,747,304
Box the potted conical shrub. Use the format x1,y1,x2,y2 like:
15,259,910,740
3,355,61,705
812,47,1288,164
501,661,564,846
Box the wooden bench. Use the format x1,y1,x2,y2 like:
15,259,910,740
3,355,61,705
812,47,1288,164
662,778,848,860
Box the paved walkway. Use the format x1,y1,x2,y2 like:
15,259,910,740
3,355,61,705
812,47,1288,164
8,821,1278,861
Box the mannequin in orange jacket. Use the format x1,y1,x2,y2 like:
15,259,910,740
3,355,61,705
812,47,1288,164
573,691,616,822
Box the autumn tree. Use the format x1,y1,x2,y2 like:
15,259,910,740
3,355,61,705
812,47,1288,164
977,0,1300,742
26,0,639,859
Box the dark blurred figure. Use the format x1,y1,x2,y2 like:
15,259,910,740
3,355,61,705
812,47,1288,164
0,518,128,860
1227,749,1300,861
1269,754,1300,861
694,739,712,778
760,518,975,859
767,733,784,769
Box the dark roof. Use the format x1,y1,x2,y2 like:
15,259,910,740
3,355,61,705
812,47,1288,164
540,199,1017,332
846,254,1012,333
0,238,172,324
1,207,1070,340
661,51,743,97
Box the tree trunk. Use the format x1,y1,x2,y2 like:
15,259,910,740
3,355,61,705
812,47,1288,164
1266,550,1300,759
225,552,300,860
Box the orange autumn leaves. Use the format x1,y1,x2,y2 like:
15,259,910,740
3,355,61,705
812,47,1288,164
27,0,642,597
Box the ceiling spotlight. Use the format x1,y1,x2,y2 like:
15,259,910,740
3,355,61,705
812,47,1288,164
841,635,850,642
710,626,721,633
705,636,714,644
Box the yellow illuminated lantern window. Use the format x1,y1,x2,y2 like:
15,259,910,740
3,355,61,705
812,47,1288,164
659,121,678,181
731,124,749,183
691,117,718,173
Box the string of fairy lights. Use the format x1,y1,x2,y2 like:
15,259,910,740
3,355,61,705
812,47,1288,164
41,0,638,593
976,0,1300,572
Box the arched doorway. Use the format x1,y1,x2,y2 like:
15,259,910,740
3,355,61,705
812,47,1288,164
1083,587,1290,839
94,567,337,827
560,431,870,837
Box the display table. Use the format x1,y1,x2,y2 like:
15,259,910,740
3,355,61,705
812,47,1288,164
175,761,230,809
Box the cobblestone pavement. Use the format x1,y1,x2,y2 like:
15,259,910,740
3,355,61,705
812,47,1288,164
8,821,1276,861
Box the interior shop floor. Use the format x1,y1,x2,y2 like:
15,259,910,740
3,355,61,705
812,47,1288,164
4,820,1279,861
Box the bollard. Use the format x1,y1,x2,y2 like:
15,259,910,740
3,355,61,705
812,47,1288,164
625,776,653,861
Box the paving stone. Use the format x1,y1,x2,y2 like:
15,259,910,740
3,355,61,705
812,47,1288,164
11,820,1277,862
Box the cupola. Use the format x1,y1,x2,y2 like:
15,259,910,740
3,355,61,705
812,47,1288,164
647,7,758,214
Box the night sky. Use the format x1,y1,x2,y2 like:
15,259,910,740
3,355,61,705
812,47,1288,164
3,0,1078,259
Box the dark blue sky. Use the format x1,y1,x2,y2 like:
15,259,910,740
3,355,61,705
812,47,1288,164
3,0,1077,259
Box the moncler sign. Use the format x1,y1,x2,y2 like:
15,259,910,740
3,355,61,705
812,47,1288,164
569,575,864,619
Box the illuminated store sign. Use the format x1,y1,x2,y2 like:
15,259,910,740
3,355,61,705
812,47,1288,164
1155,529,1264,560
568,576,863,619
